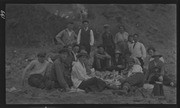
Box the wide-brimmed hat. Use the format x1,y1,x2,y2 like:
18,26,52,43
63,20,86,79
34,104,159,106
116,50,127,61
115,50,121,54
152,55,162,58
77,50,89,58
152,52,162,58
58,48,69,54
104,24,110,28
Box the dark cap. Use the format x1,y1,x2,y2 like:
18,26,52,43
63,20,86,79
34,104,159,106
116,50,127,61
97,45,105,49
37,52,46,57
77,50,89,58
82,20,89,24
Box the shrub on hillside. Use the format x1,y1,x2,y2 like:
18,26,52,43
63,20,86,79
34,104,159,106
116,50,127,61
6,4,68,47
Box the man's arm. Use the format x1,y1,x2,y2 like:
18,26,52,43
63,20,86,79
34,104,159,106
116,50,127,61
21,61,35,86
114,33,118,44
90,30,94,46
54,60,69,89
141,43,146,59
105,52,111,59
77,29,81,44
55,30,65,46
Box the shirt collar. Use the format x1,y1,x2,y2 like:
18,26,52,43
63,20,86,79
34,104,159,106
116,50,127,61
84,27,89,31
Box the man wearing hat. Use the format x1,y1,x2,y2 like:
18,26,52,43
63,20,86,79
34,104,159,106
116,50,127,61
71,50,107,93
53,48,73,92
109,50,126,73
93,45,111,71
147,53,175,87
101,24,115,59
114,57,144,95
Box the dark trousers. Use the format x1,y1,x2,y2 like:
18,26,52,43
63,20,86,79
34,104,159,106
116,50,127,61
78,77,107,92
28,74,54,89
137,57,144,68
148,74,173,86
80,43,91,55
93,57,110,71
121,73,144,89
104,45,115,59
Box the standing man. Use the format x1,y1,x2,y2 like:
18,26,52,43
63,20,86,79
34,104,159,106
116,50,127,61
55,22,77,47
114,25,129,55
101,24,115,59
77,20,94,55
128,34,146,68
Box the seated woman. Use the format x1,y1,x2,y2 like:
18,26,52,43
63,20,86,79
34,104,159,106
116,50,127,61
92,45,111,71
21,52,54,90
113,57,144,95
108,50,126,73
145,47,175,87
71,50,107,93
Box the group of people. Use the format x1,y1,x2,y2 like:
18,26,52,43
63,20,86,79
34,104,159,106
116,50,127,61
21,20,175,95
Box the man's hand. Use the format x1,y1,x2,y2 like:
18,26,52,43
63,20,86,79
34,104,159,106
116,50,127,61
158,75,163,82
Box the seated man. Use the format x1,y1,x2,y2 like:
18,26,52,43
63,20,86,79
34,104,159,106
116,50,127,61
71,44,80,62
108,50,126,73
93,45,111,71
71,51,107,93
21,52,54,90
147,54,174,87
52,48,73,92
113,57,144,95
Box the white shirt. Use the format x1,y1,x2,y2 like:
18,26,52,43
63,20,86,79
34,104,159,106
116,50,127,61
71,60,91,88
77,27,94,46
127,64,143,77
114,32,129,44
128,41,146,59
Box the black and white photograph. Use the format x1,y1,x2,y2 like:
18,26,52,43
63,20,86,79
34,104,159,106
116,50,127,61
5,4,176,104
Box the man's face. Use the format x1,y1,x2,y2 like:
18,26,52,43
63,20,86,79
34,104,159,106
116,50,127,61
38,56,45,63
67,46,72,52
115,53,120,58
148,50,154,56
128,62,134,67
83,22,89,28
67,24,73,30
98,47,105,54
104,27,109,32
119,26,124,32
133,35,139,42
73,46,80,53
79,56,87,62
128,36,134,42
60,52,68,60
